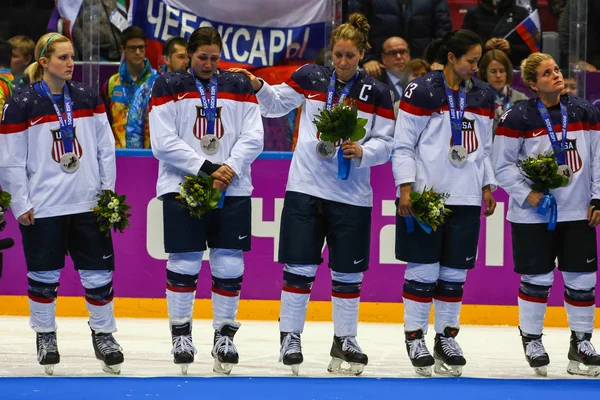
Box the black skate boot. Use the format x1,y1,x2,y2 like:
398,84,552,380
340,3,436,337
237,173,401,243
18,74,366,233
211,320,240,375
327,335,368,376
433,327,466,377
36,332,60,375
171,322,197,375
520,329,550,377
91,330,124,375
279,332,303,376
405,329,435,377
567,331,600,377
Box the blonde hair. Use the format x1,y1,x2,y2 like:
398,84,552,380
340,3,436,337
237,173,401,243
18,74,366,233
329,13,371,52
8,35,35,61
27,33,72,83
520,52,554,92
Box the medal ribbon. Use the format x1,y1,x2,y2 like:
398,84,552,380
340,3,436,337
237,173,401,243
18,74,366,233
537,99,568,165
40,80,74,153
537,190,558,231
440,71,467,148
191,68,218,136
405,216,433,234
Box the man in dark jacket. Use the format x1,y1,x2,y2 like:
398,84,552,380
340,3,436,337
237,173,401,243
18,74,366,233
462,0,532,69
349,0,451,78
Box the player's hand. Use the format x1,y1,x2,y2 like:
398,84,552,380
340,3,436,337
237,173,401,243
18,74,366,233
588,206,600,227
18,209,35,226
228,67,262,91
526,191,544,207
213,179,229,192
342,140,363,160
363,60,384,78
211,165,235,186
397,184,413,217
482,186,496,217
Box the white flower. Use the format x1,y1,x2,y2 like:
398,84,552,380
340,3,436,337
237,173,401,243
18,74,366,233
429,208,440,218
112,213,119,219
179,186,186,196
107,202,115,210
113,199,119,206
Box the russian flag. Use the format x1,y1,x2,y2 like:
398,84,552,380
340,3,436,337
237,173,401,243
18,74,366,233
510,10,542,53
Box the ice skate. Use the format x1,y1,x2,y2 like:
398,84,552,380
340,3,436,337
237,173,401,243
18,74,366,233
171,322,196,375
36,332,60,376
520,330,550,377
405,329,434,377
327,335,368,376
567,332,600,377
279,332,303,376
433,327,466,377
211,320,240,375
91,331,124,375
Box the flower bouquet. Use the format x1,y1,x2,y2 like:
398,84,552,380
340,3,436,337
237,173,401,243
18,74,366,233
177,175,223,218
312,98,368,180
91,191,132,236
0,190,10,216
407,187,451,234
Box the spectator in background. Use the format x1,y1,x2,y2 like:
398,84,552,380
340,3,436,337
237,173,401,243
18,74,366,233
559,0,600,71
401,59,431,88
8,35,34,86
102,26,157,148
72,0,122,62
560,69,578,96
0,40,14,121
125,36,188,149
349,0,451,78
478,49,529,135
462,0,532,69
378,37,411,102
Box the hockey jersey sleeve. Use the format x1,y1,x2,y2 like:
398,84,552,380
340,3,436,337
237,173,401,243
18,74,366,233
150,75,207,176
224,78,264,176
354,84,395,169
255,66,307,118
0,96,32,219
492,107,531,206
392,83,433,186
94,93,116,192
481,92,497,190
125,81,149,149
588,103,600,201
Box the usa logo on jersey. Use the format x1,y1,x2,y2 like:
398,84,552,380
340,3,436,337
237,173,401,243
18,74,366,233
449,118,479,153
50,128,83,163
193,106,225,139
564,138,583,173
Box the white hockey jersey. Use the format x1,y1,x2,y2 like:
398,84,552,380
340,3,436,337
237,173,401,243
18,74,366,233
492,95,600,223
256,64,395,207
0,81,116,219
392,71,497,206
149,69,264,198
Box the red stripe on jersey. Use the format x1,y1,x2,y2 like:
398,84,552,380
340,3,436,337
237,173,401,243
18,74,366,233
522,122,587,139
466,107,494,119
592,122,600,131
286,78,304,94
152,95,174,108
219,92,258,104
94,103,106,114
399,101,434,116
496,125,522,138
375,105,395,120
0,122,27,134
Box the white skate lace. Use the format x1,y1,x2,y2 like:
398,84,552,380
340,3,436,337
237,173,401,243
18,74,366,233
37,333,58,362
213,333,238,356
440,336,463,357
171,334,197,356
578,340,599,357
341,336,364,354
95,334,123,355
279,333,301,362
525,339,546,359
407,338,431,360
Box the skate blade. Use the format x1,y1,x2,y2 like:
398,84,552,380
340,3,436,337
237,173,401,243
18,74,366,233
567,361,600,377
179,364,190,375
291,364,300,376
533,366,547,377
414,366,432,377
101,362,121,375
213,360,234,375
43,365,56,376
327,358,364,376
434,359,462,377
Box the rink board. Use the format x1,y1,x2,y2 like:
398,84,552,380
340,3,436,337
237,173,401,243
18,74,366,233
1,152,599,325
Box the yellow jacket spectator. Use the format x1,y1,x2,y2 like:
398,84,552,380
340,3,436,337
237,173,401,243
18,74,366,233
0,40,15,120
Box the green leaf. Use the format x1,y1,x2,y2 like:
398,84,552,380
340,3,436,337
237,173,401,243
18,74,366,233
409,192,421,201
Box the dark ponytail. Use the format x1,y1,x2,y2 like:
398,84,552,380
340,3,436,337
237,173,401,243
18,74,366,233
432,30,482,65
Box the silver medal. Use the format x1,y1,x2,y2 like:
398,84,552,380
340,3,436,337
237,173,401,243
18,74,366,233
60,152,80,173
557,164,573,185
316,140,336,159
201,134,219,155
448,145,468,167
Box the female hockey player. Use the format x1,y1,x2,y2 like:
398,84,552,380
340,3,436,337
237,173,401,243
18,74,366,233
493,52,600,377
149,27,263,375
393,29,497,377
0,33,123,375
231,13,395,376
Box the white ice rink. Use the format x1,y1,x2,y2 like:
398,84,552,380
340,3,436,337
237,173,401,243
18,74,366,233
0,316,594,379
